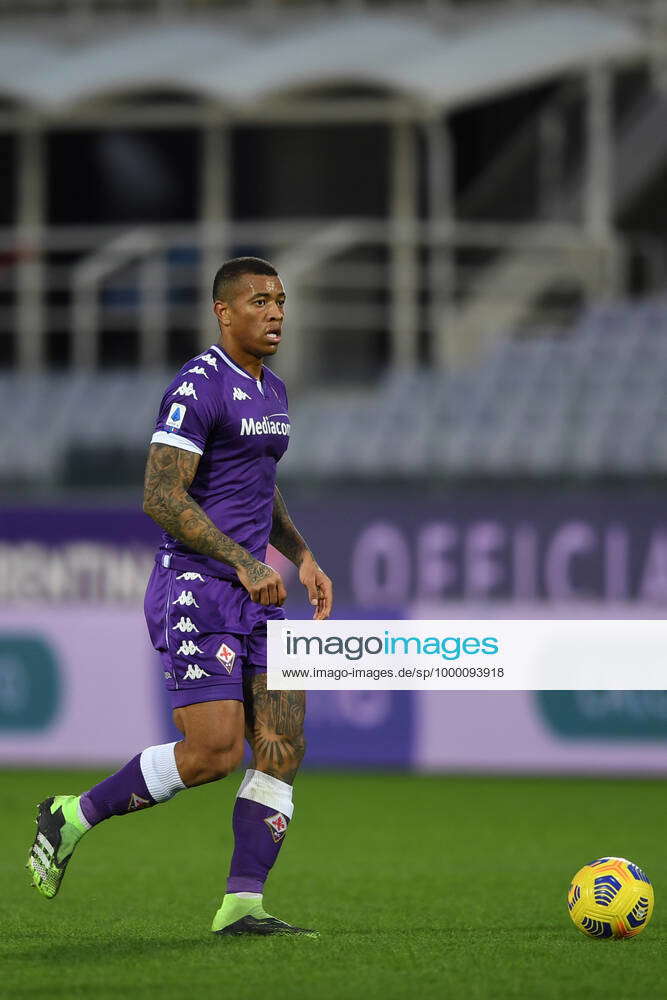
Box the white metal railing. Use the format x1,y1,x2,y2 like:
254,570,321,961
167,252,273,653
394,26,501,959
71,228,169,369
1,219,664,384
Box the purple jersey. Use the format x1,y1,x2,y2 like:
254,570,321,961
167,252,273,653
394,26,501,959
150,344,290,580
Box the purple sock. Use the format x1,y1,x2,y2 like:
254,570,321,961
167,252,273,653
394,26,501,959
80,754,155,826
79,742,185,827
227,770,293,894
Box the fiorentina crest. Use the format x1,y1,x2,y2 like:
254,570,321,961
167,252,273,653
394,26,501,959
264,812,288,843
216,642,236,674
127,792,150,811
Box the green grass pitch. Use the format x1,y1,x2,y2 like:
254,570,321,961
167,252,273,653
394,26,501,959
3,770,666,999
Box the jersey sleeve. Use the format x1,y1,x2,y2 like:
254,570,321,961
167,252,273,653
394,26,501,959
150,375,221,455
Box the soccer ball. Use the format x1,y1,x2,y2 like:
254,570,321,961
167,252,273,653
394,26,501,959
567,857,654,939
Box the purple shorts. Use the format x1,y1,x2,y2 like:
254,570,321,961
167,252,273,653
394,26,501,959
144,563,285,708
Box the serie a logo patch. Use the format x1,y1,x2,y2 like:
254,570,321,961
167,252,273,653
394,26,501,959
216,642,236,674
166,402,186,430
264,812,288,843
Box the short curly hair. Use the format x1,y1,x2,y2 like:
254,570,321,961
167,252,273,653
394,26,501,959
212,257,278,302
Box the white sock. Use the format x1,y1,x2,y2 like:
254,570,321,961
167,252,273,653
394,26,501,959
236,768,294,818
140,742,186,803
77,801,92,830
233,892,262,899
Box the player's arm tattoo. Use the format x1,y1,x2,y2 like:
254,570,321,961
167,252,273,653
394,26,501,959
244,672,306,785
269,485,311,566
142,443,269,581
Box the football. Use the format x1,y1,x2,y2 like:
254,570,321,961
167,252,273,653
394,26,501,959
568,857,654,939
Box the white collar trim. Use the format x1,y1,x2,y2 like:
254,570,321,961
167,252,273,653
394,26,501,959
210,344,265,394
210,344,253,380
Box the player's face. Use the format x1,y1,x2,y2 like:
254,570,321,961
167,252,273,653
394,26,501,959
216,274,286,362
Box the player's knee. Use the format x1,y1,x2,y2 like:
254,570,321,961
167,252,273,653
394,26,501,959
208,740,244,780
186,738,244,783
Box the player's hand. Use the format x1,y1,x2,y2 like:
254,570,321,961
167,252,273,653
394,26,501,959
299,552,333,620
236,560,287,607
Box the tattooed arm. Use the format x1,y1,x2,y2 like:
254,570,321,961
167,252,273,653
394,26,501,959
270,485,311,567
270,485,333,620
143,443,286,606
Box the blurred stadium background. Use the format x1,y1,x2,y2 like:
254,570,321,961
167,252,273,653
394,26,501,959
2,0,667,775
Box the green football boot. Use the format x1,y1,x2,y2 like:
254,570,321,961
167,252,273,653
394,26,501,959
27,795,88,899
212,894,319,938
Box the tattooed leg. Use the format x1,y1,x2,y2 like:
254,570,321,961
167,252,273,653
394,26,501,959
222,672,305,899
244,671,306,784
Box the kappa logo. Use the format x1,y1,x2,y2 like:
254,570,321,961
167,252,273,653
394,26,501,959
172,381,198,400
172,589,200,607
176,572,205,582
128,793,150,811
172,616,199,633
199,353,219,371
216,642,236,674
264,812,289,843
187,365,209,379
182,663,210,680
166,402,186,430
232,386,251,401
176,640,204,656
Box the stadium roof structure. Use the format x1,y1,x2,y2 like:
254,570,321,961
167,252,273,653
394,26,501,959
1,3,649,378
0,5,644,117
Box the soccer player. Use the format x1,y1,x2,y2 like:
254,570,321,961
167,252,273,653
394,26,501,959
27,257,333,936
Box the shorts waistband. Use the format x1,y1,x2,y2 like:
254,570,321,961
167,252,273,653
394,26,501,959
155,552,236,581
